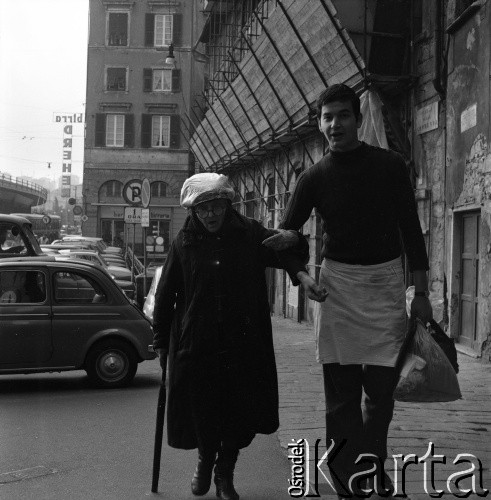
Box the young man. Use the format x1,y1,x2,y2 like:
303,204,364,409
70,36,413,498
275,84,432,497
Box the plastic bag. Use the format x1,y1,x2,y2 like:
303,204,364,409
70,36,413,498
405,286,459,373
394,319,462,402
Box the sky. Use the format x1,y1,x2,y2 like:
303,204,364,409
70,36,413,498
0,0,89,184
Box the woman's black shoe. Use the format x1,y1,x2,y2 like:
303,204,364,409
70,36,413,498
214,471,239,500
191,452,216,496
214,448,239,500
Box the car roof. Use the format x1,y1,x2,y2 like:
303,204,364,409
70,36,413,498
0,256,106,273
0,214,31,225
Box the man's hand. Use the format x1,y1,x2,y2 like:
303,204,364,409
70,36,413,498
262,229,298,251
297,271,328,302
411,296,433,325
154,348,168,370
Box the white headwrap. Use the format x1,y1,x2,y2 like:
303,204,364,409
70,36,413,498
180,173,235,208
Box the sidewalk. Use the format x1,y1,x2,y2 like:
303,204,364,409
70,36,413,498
272,315,491,499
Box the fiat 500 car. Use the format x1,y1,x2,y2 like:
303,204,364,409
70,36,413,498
0,258,156,388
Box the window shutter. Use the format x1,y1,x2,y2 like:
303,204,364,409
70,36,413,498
171,69,181,92
124,114,134,148
145,14,155,46
170,115,180,149
172,14,182,46
95,114,106,147
143,68,152,92
141,114,152,148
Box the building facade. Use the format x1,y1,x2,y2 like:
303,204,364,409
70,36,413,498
83,0,205,257
190,0,491,360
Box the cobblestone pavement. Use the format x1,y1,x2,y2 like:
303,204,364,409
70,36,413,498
272,315,490,499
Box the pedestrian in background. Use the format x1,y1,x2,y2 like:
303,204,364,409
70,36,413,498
271,84,433,498
152,173,316,500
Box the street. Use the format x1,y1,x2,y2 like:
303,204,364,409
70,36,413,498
0,359,294,500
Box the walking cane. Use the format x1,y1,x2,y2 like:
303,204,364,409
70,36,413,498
151,356,168,493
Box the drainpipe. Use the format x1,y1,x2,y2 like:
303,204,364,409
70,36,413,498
432,0,445,98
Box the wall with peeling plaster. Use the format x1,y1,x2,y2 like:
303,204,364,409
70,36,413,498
445,2,491,358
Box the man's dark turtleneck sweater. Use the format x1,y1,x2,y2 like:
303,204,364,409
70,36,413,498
280,142,428,271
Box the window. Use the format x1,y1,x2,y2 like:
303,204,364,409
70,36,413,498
143,68,180,92
141,114,179,148
102,180,123,198
267,176,276,211
244,191,256,219
106,67,127,91
106,114,125,147
95,114,134,148
151,116,170,148
155,14,173,47
108,12,128,46
153,69,172,91
145,13,182,47
151,181,167,198
0,270,46,304
54,272,107,304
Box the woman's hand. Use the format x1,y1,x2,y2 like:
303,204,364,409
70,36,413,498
296,271,328,302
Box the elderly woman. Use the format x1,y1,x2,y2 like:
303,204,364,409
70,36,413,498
153,173,315,499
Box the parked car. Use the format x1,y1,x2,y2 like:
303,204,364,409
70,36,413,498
0,214,44,258
57,250,132,281
61,236,123,255
42,243,128,267
0,258,156,388
53,255,136,300
142,265,163,322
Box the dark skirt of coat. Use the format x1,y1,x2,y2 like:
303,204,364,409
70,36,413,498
153,210,307,450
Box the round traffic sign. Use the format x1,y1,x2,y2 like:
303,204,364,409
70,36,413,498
146,235,155,244
123,179,143,206
141,178,151,208
72,205,83,216
68,197,76,205
42,215,51,224
155,236,164,245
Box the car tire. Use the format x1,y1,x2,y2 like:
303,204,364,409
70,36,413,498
85,339,138,388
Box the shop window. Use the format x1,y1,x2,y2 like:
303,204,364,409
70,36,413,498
106,67,127,91
107,12,128,46
151,181,167,198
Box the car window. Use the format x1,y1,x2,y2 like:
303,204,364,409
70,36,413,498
0,270,46,304
53,271,107,304
0,223,28,256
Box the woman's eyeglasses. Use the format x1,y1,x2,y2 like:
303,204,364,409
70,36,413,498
194,203,226,218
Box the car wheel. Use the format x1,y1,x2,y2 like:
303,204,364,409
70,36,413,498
85,339,137,388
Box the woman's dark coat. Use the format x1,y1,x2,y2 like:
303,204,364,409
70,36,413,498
153,209,308,450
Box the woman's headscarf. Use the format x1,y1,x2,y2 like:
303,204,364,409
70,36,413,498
180,173,235,208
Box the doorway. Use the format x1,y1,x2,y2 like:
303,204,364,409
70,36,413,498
457,211,480,350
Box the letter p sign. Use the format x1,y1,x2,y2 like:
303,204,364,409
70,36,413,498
123,179,143,206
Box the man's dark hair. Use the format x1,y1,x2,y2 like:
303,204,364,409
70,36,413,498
316,84,361,120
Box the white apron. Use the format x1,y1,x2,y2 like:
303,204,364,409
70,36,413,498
314,257,406,366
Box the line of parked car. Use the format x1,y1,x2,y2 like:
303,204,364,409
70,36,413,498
0,214,158,388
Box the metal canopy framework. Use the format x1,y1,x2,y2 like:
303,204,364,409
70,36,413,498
191,0,413,176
